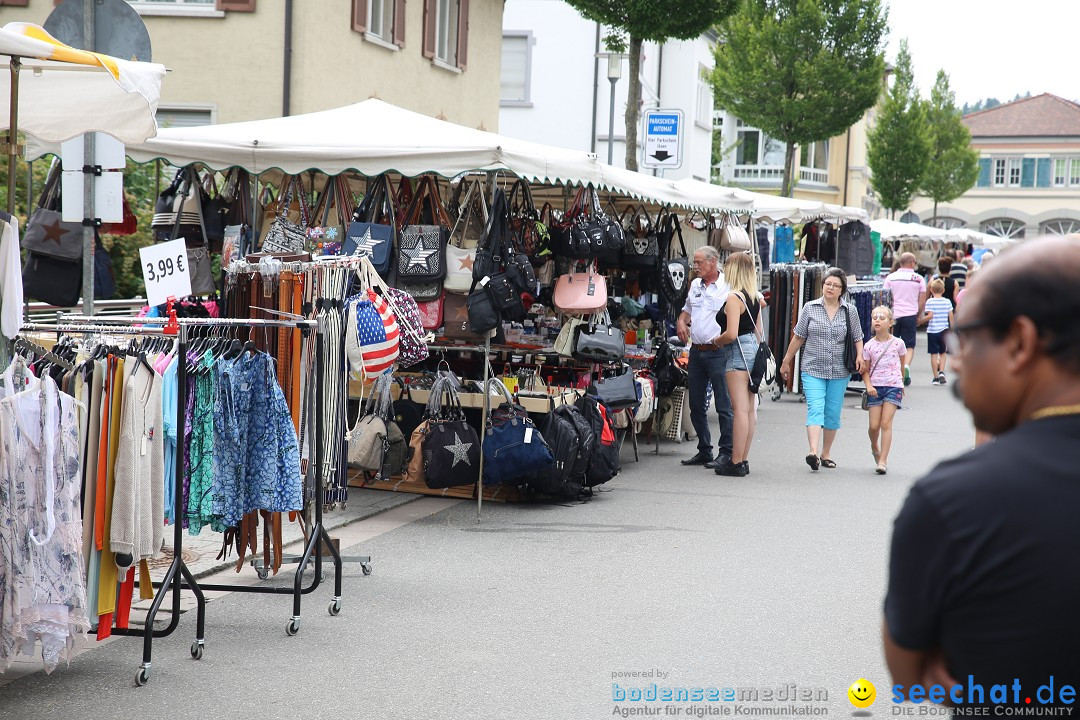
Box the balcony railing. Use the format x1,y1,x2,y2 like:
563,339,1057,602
799,168,829,184
733,165,785,181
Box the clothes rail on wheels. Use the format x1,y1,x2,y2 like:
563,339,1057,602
21,314,352,686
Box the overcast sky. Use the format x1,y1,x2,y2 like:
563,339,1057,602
885,1,1079,106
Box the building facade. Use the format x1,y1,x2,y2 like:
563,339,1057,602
499,0,715,182
711,110,877,212
907,93,1080,240
8,0,504,130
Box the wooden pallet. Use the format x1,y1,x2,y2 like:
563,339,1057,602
347,469,525,503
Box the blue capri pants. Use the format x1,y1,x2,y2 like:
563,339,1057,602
801,374,847,430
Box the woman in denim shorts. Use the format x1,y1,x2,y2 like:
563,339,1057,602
711,253,765,477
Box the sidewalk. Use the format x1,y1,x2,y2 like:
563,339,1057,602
0,487,422,688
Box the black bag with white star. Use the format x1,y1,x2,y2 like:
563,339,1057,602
422,384,481,489
398,175,450,283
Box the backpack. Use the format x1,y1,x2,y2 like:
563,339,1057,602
533,407,584,497
574,393,620,487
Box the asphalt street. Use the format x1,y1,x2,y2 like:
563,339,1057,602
0,360,975,720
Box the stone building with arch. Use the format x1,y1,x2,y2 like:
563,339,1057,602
907,93,1080,241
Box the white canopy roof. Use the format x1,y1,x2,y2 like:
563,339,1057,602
0,23,165,144
869,218,1013,250
732,189,869,224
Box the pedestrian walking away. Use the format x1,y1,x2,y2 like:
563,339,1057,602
710,252,766,478
883,236,1080,705
883,252,928,385
676,246,734,470
860,305,906,474
779,267,865,471
923,278,955,385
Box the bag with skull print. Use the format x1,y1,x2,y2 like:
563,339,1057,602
658,213,690,309
621,205,661,271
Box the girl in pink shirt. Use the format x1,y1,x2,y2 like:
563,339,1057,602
861,306,907,475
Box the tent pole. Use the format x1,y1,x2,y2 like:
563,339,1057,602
5,57,20,216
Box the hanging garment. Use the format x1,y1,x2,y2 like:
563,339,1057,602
214,350,303,529
110,361,165,570
0,375,90,673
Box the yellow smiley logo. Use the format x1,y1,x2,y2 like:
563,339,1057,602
848,678,876,708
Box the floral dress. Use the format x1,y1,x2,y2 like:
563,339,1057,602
0,376,89,673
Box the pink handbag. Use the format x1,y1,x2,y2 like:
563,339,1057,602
553,263,607,314
416,292,445,330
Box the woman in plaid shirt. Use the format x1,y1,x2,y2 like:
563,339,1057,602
779,268,866,470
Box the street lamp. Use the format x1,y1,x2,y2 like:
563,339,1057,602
597,52,624,165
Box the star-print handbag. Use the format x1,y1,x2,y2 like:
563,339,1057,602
398,175,451,283
444,178,485,294
344,173,396,276
482,379,553,486
422,383,481,489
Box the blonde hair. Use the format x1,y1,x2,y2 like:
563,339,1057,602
871,305,894,324
723,252,758,301
929,278,945,294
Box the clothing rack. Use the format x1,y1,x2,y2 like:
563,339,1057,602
22,315,348,686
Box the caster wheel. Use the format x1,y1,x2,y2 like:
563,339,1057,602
135,668,150,686
190,642,203,660
285,619,300,636
328,600,341,616
361,563,372,576
256,567,268,580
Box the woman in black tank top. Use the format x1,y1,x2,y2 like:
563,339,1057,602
710,253,764,477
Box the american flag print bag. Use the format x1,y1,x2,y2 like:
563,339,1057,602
346,289,400,378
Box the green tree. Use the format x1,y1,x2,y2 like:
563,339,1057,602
866,39,930,215
920,70,980,224
563,0,738,171
710,0,888,197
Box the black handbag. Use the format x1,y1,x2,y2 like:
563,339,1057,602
422,385,481,489
621,205,661,270
474,187,510,282
398,175,450,282
485,272,527,322
659,213,690,308
22,164,84,306
843,304,860,375
573,313,625,363
466,280,500,333
391,379,424,440
592,364,639,411
653,339,686,397
552,186,609,260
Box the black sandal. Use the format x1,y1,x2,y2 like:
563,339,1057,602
805,454,820,471
820,458,837,469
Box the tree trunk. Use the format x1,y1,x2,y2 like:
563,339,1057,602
780,141,797,197
932,200,938,226
624,36,643,172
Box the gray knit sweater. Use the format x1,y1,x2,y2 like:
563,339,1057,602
110,363,165,569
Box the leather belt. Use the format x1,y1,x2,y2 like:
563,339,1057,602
691,343,720,351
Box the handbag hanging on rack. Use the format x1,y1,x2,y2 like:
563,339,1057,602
711,215,752,252
22,161,83,307
507,178,551,265
262,175,311,255
591,364,639,411
398,175,451,283
444,178,486,294
346,375,390,472
553,261,608,314
551,185,611,260
573,311,624,364
344,173,396,275
621,205,661,271
659,213,690,309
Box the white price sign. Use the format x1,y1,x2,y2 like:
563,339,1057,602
139,239,192,307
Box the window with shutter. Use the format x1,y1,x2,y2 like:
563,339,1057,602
1021,158,1035,188
455,0,468,69
352,0,368,32
423,0,464,68
976,158,991,187
393,0,406,47
1036,158,1051,188
422,0,437,59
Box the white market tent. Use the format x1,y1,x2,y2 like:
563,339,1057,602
869,218,1013,251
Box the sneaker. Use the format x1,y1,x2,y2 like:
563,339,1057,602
715,460,749,477
938,372,947,385
931,376,942,385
